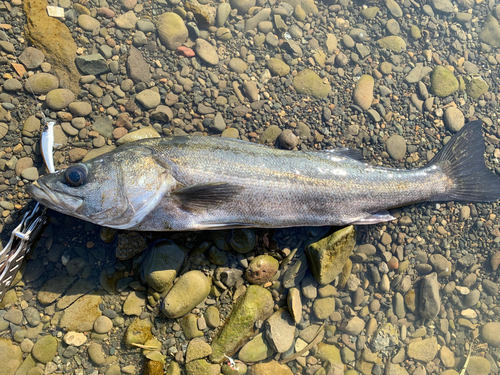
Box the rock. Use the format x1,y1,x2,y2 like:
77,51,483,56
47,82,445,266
247,360,293,375
444,107,465,133
306,225,356,285
144,360,164,375
431,0,455,13
267,58,290,76
37,275,77,305
77,14,100,31
405,63,433,84
75,54,108,75
94,316,113,334
45,89,75,110
4,78,22,91
466,77,489,100
259,124,282,144
481,322,500,347
157,12,188,50
0,338,23,375
386,134,406,160
19,47,45,69
151,105,174,122
292,69,331,98
317,342,342,364
242,80,259,102
429,254,451,276
229,58,248,73
141,240,185,293
63,332,87,347
265,308,295,353
340,316,365,335
136,89,161,109
4,308,23,324
68,148,87,162
231,0,256,14
92,116,113,139
210,112,226,132
185,338,212,363
216,2,231,26
58,294,102,332
279,129,298,149
353,75,374,110
181,313,203,340
440,346,455,368
127,46,151,83
116,126,160,146
311,297,334,320
21,167,38,181
479,14,500,47
386,363,409,375
123,317,153,348
185,359,220,375
287,287,302,324
377,36,406,53
464,289,480,308
238,332,274,362
115,11,137,29
228,229,256,253
407,337,438,362
194,38,219,65
68,101,92,116
88,343,105,365
419,272,441,319
210,285,273,362
205,306,220,328
161,270,211,318
245,255,279,285
123,291,146,316
430,66,458,97
32,335,58,364
468,357,491,375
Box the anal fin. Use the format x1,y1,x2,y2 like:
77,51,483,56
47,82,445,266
351,211,396,225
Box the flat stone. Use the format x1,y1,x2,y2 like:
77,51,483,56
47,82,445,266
194,38,219,65
127,46,151,83
45,89,75,110
19,47,45,69
75,54,108,76
407,337,438,362
115,11,137,29
264,308,295,353
58,294,102,332
0,338,23,375
136,89,161,109
123,291,146,316
32,335,58,364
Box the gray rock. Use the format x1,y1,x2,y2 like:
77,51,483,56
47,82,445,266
136,89,161,109
242,80,258,102
75,54,109,75
21,167,39,181
136,20,155,33
132,31,148,46
4,308,23,324
3,78,22,92
18,47,45,69
482,279,498,296
482,322,500,347
127,46,151,83
93,316,113,334
92,117,113,139
141,240,185,293
68,102,92,117
479,14,500,47
386,134,406,160
194,38,219,65
444,107,465,133
216,2,231,27
245,7,271,31
341,316,365,335
88,343,105,365
25,73,59,94
463,289,480,308
151,105,174,122
265,308,295,353
419,272,440,319
157,12,188,50
279,129,298,150
211,113,226,132
385,0,402,17
115,11,137,29
431,0,455,13
301,273,318,300
231,0,256,14
77,14,100,31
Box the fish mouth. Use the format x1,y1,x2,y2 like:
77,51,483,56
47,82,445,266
27,180,84,212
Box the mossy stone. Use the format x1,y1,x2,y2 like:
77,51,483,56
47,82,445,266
292,69,331,98
430,66,458,97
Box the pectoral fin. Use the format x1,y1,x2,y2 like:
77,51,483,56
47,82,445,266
351,211,396,225
171,182,244,212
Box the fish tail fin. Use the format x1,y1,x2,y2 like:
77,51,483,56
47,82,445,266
428,119,500,202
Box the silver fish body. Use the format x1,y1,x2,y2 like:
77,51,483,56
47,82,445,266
27,120,500,231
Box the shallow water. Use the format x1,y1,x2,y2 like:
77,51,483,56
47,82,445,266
1,0,500,374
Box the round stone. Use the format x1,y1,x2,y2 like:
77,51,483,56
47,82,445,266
25,73,59,94
246,255,279,285
228,229,256,253
32,335,58,364
77,14,100,31
93,316,113,334
68,101,92,117
482,322,500,347
88,343,105,365
45,89,75,111
136,89,161,109
3,78,22,91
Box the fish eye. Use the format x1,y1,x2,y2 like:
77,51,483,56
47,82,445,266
64,164,88,187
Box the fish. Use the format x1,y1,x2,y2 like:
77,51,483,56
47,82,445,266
26,120,500,231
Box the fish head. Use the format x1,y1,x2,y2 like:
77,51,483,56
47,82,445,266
27,146,176,228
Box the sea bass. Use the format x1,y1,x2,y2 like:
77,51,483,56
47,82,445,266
27,120,500,231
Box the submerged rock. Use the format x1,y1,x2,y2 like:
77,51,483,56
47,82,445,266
419,272,440,319
306,226,356,285
142,240,185,293
210,285,274,362
161,270,211,318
